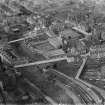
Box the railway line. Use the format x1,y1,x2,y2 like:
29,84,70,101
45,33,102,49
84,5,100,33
47,68,103,104
0,1,105,105
21,75,75,104
23,78,58,105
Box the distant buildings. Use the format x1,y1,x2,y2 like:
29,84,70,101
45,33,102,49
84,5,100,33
90,44,105,59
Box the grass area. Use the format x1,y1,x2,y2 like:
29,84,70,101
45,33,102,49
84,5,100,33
19,67,74,104
54,60,82,78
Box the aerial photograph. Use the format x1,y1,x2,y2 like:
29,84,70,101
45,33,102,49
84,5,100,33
1,0,105,104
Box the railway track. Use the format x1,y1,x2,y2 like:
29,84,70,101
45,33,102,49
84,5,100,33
47,68,103,104
23,78,58,105
21,76,75,104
